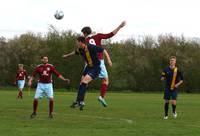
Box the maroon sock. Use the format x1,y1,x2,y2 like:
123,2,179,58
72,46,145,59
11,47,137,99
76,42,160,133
100,84,108,98
17,91,21,98
49,100,54,115
20,91,23,98
33,99,38,114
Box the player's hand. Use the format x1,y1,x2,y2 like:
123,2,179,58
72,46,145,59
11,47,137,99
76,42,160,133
160,77,165,81
174,84,179,88
62,55,68,58
64,78,70,84
120,21,126,28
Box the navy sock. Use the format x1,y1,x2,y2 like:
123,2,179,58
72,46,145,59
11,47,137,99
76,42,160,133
164,103,169,116
172,104,176,113
76,83,87,102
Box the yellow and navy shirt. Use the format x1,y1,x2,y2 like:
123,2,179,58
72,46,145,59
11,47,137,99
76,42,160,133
75,44,104,68
161,66,184,91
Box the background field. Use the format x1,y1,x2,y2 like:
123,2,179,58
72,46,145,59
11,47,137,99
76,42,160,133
0,89,200,136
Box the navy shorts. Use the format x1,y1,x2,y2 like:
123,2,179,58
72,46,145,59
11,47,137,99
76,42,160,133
164,89,178,100
83,66,100,79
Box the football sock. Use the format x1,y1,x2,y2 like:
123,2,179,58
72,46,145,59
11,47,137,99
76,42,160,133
164,103,169,116
20,91,23,98
49,100,54,115
76,83,87,102
172,104,176,113
33,99,38,114
100,84,108,98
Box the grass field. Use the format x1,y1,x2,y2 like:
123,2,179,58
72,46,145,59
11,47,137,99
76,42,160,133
0,89,200,136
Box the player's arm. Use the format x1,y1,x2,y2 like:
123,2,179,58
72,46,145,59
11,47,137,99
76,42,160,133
28,67,38,87
103,50,112,67
52,67,70,84
58,75,70,84
96,21,126,40
161,71,166,81
62,50,76,58
175,70,184,88
112,21,126,35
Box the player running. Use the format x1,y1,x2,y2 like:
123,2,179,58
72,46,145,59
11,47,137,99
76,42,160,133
70,36,112,110
28,56,70,118
161,56,184,120
15,64,28,99
63,21,126,107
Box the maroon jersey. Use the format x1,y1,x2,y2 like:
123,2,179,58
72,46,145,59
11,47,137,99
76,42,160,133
85,32,114,60
16,70,27,81
32,63,61,83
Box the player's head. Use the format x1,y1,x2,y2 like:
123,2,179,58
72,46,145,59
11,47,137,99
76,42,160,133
169,56,176,67
77,36,86,48
81,26,92,37
41,55,49,64
18,64,24,70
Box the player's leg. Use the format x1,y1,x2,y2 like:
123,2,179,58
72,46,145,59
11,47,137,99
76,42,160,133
30,83,43,118
70,75,86,108
171,91,178,118
45,83,54,118
20,80,25,98
78,74,93,110
98,60,109,107
17,80,24,99
163,91,170,119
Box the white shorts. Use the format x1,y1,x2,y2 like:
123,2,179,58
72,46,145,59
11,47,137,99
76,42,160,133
99,60,108,78
18,80,25,90
34,83,53,99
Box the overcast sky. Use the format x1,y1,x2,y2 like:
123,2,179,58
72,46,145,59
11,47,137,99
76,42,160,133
0,0,200,41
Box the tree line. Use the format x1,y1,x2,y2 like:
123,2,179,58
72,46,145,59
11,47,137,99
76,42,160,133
0,28,199,92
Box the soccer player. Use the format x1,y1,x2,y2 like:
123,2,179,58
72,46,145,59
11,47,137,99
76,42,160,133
161,56,183,119
70,36,112,110
15,64,27,99
28,56,70,118
63,21,126,107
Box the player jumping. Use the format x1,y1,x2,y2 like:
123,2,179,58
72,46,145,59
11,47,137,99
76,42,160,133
70,36,112,110
63,21,126,107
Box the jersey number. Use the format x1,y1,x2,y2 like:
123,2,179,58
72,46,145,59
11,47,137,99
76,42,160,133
89,39,96,45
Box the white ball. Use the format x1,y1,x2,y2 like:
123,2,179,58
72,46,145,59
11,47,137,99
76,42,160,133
54,10,64,20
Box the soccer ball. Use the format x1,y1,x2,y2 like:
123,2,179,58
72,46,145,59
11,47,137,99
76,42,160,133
54,10,64,20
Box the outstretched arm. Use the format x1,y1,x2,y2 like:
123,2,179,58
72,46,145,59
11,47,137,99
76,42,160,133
112,21,126,35
58,75,70,84
103,50,112,67
62,51,75,58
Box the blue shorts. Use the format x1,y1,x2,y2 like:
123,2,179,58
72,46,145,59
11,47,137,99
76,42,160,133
17,80,25,90
164,90,178,100
99,60,108,78
83,66,100,79
34,83,53,99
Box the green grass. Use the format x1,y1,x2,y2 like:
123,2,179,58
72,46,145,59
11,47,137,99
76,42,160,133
0,89,200,136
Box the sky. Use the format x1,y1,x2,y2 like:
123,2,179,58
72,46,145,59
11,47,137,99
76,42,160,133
0,0,200,41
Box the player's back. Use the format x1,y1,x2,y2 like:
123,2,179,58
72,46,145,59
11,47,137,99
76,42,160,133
86,32,114,47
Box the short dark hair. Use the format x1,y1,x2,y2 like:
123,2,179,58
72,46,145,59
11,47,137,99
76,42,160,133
41,55,48,59
169,56,176,60
81,26,92,35
77,36,86,43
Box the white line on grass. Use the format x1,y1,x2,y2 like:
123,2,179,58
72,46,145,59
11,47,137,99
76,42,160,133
8,108,134,124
